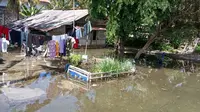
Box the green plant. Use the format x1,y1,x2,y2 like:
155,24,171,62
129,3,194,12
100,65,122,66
69,54,82,66
92,58,134,73
20,3,43,17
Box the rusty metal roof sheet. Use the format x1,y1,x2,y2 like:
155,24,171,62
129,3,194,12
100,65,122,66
11,9,88,32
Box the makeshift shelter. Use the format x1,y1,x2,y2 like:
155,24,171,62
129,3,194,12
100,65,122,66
10,10,107,47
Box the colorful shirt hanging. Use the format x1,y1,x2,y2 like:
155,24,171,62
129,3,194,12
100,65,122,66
0,26,9,40
48,40,56,58
55,41,60,57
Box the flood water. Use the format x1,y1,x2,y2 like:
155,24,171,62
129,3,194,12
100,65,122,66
1,49,200,112
0,66,200,112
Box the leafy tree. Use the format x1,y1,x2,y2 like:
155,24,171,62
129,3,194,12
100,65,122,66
6,0,39,19
19,3,43,17
89,0,200,58
89,0,177,57
47,0,88,10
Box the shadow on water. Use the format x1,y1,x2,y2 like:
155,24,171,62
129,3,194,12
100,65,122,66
124,53,199,72
0,58,5,64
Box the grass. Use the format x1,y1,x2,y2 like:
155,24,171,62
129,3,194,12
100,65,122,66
92,58,135,73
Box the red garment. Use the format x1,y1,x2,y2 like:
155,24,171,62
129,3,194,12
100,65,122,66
0,25,9,40
73,38,79,49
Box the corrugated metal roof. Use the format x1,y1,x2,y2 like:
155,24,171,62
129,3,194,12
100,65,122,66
11,9,88,32
0,0,8,8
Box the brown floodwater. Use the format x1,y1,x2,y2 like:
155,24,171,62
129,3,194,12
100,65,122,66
1,49,200,112
1,66,200,112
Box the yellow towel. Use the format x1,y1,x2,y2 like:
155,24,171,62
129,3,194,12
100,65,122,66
55,42,59,57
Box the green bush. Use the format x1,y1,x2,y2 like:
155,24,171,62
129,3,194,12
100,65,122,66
69,54,82,66
92,58,135,73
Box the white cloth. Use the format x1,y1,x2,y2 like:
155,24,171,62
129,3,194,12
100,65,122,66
67,36,76,44
52,34,68,42
52,35,61,42
2,38,9,53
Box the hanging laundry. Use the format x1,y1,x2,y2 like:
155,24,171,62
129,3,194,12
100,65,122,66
59,35,66,54
0,38,2,52
87,21,92,33
83,24,87,37
52,35,60,42
10,30,21,47
83,21,92,37
1,37,9,53
75,28,82,39
48,40,56,58
39,35,45,45
27,34,40,47
63,39,66,56
55,41,59,57
73,38,79,49
66,36,76,56
21,31,25,45
23,26,29,44
0,25,9,40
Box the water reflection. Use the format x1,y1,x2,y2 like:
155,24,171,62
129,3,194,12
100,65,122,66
1,66,200,112
86,89,96,103
37,94,80,112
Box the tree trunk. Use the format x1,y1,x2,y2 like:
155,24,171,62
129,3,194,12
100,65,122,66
118,37,124,57
16,5,20,20
135,24,162,59
115,39,119,55
134,35,157,59
13,0,20,20
115,37,124,57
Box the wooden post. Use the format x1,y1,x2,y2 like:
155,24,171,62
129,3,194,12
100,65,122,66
85,35,88,55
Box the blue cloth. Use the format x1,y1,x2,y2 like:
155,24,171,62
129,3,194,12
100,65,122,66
25,32,28,44
83,24,87,37
21,31,25,46
59,38,64,53
75,28,82,39
39,72,47,78
46,73,51,78
63,39,66,56
87,21,92,33
83,21,92,37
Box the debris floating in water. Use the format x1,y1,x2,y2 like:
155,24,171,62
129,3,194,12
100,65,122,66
174,83,183,88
